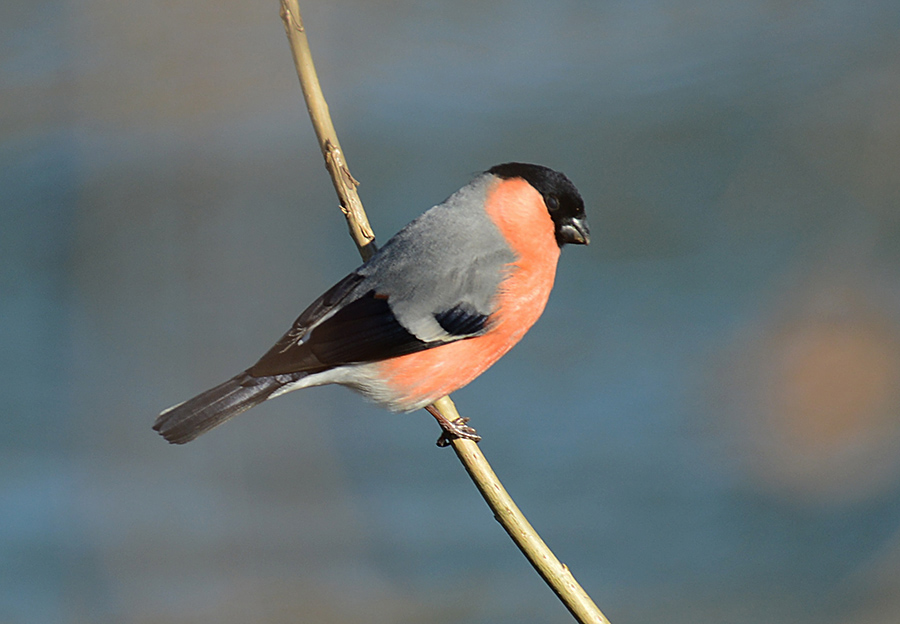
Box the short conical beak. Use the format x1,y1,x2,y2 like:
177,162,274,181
557,215,590,245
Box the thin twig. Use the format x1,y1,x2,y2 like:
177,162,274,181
279,0,376,260
279,3,611,622
431,397,610,624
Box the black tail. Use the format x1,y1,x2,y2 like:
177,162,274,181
153,371,293,444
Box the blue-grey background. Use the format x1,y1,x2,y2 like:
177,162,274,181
4,1,900,622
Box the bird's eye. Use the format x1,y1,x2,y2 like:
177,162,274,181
547,195,560,212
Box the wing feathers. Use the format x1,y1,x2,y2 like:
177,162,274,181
248,288,494,377
434,303,489,336
308,291,428,363
250,289,433,376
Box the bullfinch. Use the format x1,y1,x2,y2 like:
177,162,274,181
154,162,589,445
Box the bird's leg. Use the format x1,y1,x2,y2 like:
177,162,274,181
425,404,481,447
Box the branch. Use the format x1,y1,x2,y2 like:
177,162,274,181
279,3,611,622
279,1,376,260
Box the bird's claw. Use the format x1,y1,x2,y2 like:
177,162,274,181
425,405,482,447
435,416,481,447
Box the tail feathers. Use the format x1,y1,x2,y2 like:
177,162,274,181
154,371,294,444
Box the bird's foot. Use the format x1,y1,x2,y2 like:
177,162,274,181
425,404,481,447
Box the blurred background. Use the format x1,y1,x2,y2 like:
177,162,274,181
4,1,900,622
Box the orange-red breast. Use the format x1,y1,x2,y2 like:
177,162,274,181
154,163,589,444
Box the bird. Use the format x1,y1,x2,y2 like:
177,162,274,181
154,162,589,445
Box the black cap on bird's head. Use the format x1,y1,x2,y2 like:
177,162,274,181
488,162,590,247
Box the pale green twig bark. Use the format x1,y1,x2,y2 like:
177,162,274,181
279,3,611,622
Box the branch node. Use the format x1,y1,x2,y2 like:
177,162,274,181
279,0,304,33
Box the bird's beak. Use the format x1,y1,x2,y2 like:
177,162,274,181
557,216,590,246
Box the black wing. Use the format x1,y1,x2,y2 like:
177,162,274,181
249,278,490,377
